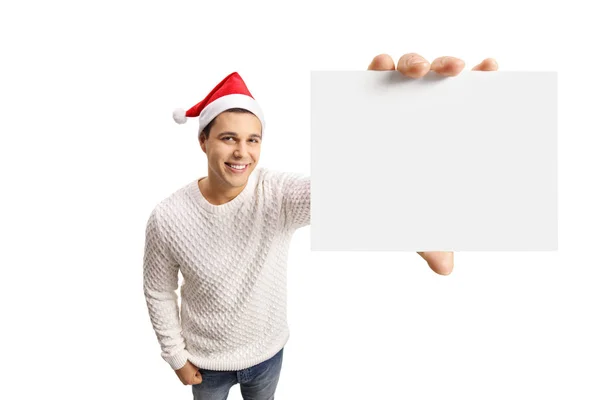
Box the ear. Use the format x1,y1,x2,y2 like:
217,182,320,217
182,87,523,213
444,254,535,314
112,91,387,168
199,133,207,154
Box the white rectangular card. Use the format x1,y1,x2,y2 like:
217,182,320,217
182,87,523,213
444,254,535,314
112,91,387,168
310,70,557,251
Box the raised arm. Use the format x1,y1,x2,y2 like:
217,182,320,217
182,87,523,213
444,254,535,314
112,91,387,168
282,172,311,229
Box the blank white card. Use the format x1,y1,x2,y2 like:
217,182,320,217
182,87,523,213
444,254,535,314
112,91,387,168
310,71,557,251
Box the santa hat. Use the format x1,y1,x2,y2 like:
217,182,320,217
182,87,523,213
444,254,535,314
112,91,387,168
172,72,265,135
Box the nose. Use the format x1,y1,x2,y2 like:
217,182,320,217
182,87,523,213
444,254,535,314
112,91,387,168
233,142,248,158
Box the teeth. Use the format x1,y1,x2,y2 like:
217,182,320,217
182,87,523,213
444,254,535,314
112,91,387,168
228,164,247,170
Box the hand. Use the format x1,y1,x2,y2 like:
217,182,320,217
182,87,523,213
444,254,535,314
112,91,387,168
367,52,498,76
367,52,498,275
175,360,203,385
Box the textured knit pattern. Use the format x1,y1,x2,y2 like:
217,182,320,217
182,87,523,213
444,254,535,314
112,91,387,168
143,167,310,371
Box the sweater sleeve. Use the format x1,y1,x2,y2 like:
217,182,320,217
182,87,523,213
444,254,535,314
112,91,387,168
143,208,191,370
282,172,311,229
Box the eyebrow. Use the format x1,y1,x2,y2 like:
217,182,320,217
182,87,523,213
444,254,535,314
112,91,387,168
217,132,262,139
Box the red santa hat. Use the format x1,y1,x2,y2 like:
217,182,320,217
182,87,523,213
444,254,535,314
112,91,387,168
172,72,265,135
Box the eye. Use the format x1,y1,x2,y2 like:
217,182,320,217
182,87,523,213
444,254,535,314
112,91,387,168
222,137,234,141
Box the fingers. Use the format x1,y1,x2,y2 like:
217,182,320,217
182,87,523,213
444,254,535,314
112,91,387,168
193,371,203,384
176,361,204,385
430,56,466,76
182,371,202,385
396,53,431,78
368,54,395,70
472,58,499,71
369,53,497,77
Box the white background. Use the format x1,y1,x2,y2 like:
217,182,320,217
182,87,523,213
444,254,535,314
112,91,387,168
1,1,598,399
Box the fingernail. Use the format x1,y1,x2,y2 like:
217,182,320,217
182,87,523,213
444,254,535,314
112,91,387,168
408,57,427,66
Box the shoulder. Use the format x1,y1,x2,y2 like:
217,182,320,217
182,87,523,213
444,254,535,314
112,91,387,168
252,168,309,204
148,179,196,222
255,167,307,186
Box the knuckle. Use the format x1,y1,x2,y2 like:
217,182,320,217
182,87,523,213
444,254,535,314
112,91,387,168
432,57,445,67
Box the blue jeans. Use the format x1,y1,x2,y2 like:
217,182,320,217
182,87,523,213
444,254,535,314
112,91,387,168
192,348,284,400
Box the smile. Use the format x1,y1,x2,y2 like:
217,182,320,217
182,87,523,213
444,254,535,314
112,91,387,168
225,163,249,173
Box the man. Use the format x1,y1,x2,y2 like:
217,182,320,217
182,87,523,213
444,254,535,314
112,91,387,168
143,52,498,400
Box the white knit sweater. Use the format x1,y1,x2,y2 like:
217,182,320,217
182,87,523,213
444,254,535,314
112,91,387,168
143,167,310,371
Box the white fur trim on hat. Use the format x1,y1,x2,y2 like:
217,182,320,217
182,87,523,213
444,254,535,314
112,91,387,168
197,94,265,135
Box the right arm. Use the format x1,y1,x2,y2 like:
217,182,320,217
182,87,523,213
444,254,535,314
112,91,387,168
143,209,191,371
282,172,311,229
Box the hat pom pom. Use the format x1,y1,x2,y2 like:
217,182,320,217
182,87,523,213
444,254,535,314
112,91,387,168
173,108,187,124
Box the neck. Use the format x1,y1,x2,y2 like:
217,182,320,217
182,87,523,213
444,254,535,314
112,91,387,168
198,174,246,206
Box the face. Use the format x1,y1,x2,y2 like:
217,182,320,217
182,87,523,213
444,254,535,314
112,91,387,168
199,111,262,191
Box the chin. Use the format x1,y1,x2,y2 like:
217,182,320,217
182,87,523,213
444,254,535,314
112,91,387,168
221,168,251,186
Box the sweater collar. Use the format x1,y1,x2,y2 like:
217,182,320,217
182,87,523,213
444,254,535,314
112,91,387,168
188,169,259,214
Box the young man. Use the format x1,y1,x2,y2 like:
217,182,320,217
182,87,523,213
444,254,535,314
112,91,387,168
143,53,498,400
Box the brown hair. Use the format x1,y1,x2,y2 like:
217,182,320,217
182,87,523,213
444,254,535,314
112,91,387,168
200,108,255,139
